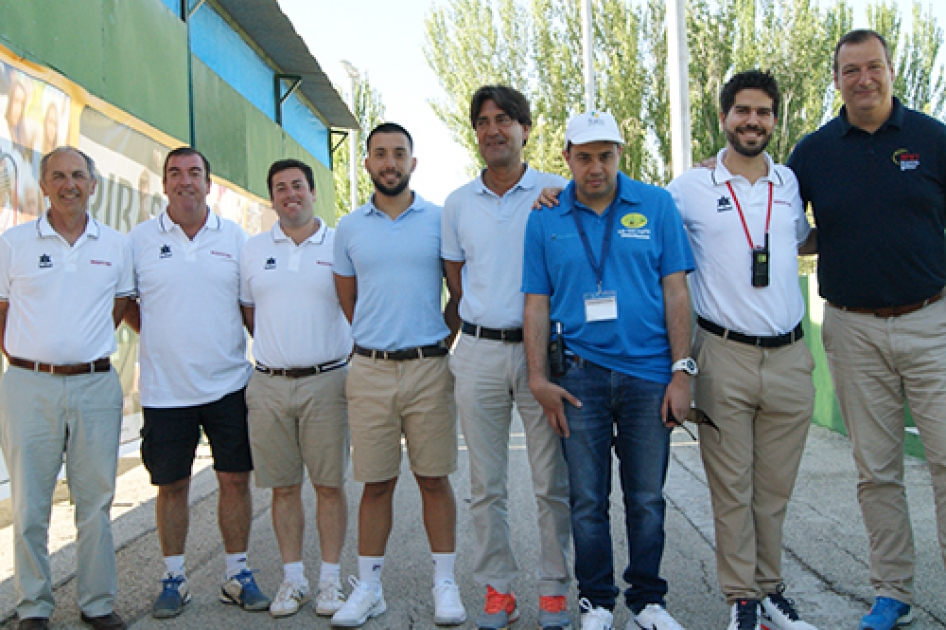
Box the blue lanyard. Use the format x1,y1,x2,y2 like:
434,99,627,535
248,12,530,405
571,201,616,292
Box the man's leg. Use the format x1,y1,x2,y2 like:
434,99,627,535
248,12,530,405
0,368,65,620
217,471,252,553
415,474,457,553
613,372,671,613
823,306,914,604
314,485,347,564
358,479,398,556
271,484,305,564
556,359,620,610
513,343,571,598
65,370,123,617
452,336,517,591
156,479,191,556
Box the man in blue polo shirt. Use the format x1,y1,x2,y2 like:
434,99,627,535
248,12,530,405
523,111,694,630
788,29,946,630
331,123,465,628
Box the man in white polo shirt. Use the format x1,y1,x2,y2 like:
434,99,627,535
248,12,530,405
0,147,133,630
331,122,465,628
125,147,269,619
442,85,571,630
240,159,352,618
668,71,817,630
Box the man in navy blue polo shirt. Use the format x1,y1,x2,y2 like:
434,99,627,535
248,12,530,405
788,29,946,630
523,111,694,630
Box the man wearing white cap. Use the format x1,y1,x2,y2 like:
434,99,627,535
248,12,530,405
523,111,694,630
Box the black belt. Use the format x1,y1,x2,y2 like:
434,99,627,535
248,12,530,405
698,317,804,348
8,356,111,375
255,358,349,378
461,321,523,343
829,290,944,318
353,343,448,361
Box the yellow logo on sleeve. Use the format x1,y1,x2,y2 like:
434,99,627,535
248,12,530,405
621,213,647,229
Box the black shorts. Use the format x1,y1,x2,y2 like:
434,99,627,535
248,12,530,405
141,388,253,485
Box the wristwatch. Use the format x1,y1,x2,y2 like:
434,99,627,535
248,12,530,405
671,357,698,376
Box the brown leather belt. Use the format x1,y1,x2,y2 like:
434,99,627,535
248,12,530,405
353,343,448,361
7,356,111,375
255,359,348,378
830,291,944,318
461,321,523,343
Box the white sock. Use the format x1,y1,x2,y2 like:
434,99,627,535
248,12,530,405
283,561,306,585
225,552,248,580
432,552,456,585
320,562,341,582
358,555,384,590
163,555,185,577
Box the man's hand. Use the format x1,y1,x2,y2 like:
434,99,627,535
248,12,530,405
532,187,564,210
661,372,691,428
529,374,581,438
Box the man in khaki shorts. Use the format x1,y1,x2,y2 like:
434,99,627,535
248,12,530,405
331,122,465,628
240,159,352,618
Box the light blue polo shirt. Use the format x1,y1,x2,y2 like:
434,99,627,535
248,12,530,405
442,166,567,329
522,172,694,384
334,192,449,350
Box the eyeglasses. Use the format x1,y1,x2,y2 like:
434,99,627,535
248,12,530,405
669,407,720,443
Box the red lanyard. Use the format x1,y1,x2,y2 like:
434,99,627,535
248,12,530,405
726,181,773,249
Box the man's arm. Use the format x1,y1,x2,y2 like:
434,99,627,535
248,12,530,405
798,228,818,255
123,299,141,333
0,300,8,358
524,293,581,437
241,305,255,337
334,274,357,325
443,260,464,346
112,297,131,329
661,271,692,427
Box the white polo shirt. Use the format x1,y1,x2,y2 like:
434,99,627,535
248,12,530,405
667,149,810,336
0,213,134,363
442,166,567,329
240,220,352,368
129,210,251,408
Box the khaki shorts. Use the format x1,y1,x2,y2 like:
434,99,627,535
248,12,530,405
346,354,457,482
246,367,349,488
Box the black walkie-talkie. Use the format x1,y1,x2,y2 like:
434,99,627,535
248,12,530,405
549,321,566,377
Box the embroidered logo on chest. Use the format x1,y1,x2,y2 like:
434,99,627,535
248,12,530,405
892,148,920,171
265,257,277,270
159,244,172,259
716,196,733,212
38,253,52,269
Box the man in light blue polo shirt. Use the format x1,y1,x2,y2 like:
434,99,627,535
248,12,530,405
523,111,694,630
442,85,571,630
331,123,465,629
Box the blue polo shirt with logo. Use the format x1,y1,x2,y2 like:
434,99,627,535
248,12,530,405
522,172,693,384
788,98,946,308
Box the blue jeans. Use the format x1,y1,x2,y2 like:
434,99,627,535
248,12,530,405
556,357,671,612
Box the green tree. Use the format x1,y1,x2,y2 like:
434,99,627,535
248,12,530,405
333,72,386,222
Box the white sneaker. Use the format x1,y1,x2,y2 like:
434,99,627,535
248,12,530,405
580,597,614,630
633,603,685,630
432,579,467,625
331,576,386,627
269,578,310,618
761,591,818,630
316,575,346,616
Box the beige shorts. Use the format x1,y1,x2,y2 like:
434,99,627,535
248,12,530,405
246,367,349,488
346,354,457,483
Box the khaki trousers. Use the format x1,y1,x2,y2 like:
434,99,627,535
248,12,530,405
693,327,815,603
823,300,946,604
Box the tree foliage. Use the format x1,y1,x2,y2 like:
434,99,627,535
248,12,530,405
424,0,945,185
333,72,386,222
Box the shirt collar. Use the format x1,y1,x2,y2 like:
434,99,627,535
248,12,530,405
473,164,538,196
271,217,327,245
157,208,220,233
558,172,641,216
838,96,904,136
710,148,784,187
36,211,99,239
363,191,427,218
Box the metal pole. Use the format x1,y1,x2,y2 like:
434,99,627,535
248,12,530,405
667,0,692,177
581,0,595,111
341,61,359,213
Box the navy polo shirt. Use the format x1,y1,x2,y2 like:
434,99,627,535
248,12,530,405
788,98,946,308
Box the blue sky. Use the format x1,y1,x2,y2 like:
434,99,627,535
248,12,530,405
278,0,945,205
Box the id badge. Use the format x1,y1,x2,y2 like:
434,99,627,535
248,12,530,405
584,291,618,322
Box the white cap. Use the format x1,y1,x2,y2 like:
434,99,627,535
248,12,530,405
564,110,625,148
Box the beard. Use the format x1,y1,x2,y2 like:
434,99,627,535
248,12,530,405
725,125,771,158
371,170,411,197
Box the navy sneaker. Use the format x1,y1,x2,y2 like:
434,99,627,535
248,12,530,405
859,597,913,630
220,568,272,611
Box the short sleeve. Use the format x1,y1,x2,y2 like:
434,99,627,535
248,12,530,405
521,211,551,295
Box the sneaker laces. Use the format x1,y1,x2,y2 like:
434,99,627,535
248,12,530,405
768,585,801,621
540,595,567,613
346,576,377,605
275,580,303,601
484,585,515,614
319,577,344,600
160,573,185,592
